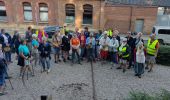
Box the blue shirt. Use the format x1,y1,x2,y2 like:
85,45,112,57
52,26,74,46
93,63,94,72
86,37,96,47
18,44,30,56
32,39,39,47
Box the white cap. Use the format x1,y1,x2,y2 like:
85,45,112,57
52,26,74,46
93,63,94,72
103,31,108,35
90,32,94,36
32,34,37,38
122,38,127,42
42,37,47,41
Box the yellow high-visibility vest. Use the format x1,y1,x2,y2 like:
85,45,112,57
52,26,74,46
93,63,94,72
36,30,39,36
119,46,129,58
36,30,45,37
147,38,158,55
107,30,113,37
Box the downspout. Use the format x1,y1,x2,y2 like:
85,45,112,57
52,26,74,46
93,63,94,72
129,6,133,31
99,0,102,30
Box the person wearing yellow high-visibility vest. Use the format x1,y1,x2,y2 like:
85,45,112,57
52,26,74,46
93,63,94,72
107,29,113,39
117,38,130,73
146,34,159,72
61,24,69,36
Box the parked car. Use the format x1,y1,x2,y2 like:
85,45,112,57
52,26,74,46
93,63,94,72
44,26,62,38
152,26,170,45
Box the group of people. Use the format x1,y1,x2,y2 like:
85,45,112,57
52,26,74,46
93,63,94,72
0,26,159,95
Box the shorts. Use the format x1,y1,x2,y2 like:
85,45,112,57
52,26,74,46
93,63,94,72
100,50,108,59
53,47,60,54
146,55,156,64
119,59,128,64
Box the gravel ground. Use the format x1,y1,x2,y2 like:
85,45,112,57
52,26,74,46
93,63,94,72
0,57,170,100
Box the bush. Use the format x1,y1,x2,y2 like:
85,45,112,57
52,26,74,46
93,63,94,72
126,91,154,100
156,45,170,66
125,89,170,100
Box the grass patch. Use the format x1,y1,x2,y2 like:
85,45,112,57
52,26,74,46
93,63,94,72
125,89,170,100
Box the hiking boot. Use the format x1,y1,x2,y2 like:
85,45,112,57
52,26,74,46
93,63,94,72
148,69,152,72
5,76,12,79
47,68,51,73
127,66,131,69
138,75,141,78
63,59,66,62
78,62,82,65
145,67,149,70
116,67,122,69
123,69,126,73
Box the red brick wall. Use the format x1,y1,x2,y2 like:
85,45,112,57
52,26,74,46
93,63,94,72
0,0,158,34
104,5,157,34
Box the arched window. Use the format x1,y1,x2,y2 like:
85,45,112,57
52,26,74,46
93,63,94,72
65,4,75,23
39,3,48,22
0,1,7,20
23,2,32,21
83,4,93,24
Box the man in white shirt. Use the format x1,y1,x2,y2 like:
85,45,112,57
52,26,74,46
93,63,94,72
109,34,119,68
99,31,110,63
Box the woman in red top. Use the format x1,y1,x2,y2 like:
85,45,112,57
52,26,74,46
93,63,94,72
79,30,86,60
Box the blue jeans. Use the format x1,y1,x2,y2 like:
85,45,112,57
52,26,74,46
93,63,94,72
134,63,144,75
87,47,95,61
95,46,100,58
112,52,118,64
0,61,7,86
40,57,50,70
5,51,11,62
80,47,85,59
72,49,80,63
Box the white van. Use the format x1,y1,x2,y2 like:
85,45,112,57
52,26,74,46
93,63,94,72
152,26,170,44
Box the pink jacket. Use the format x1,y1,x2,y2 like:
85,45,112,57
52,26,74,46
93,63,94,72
38,31,48,43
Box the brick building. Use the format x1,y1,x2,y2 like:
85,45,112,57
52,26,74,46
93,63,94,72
0,0,161,34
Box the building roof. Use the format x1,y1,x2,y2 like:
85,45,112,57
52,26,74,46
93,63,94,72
105,0,170,7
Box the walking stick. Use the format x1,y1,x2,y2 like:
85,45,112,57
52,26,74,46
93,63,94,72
5,70,14,90
4,63,14,90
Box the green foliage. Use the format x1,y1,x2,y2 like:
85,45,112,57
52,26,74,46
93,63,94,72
125,90,155,100
156,45,170,66
125,89,170,100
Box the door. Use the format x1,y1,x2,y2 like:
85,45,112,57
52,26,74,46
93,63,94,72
135,19,144,33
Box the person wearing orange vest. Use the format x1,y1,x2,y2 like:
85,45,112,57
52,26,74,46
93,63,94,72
70,33,82,65
146,34,159,72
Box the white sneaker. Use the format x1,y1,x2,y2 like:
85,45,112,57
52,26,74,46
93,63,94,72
47,69,51,73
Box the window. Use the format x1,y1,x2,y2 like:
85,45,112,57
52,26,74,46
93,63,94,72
39,3,48,22
65,4,75,23
158,7,170,15
23,2,32,21
83,4,93,24
0,1,7,20
158,29,170,35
